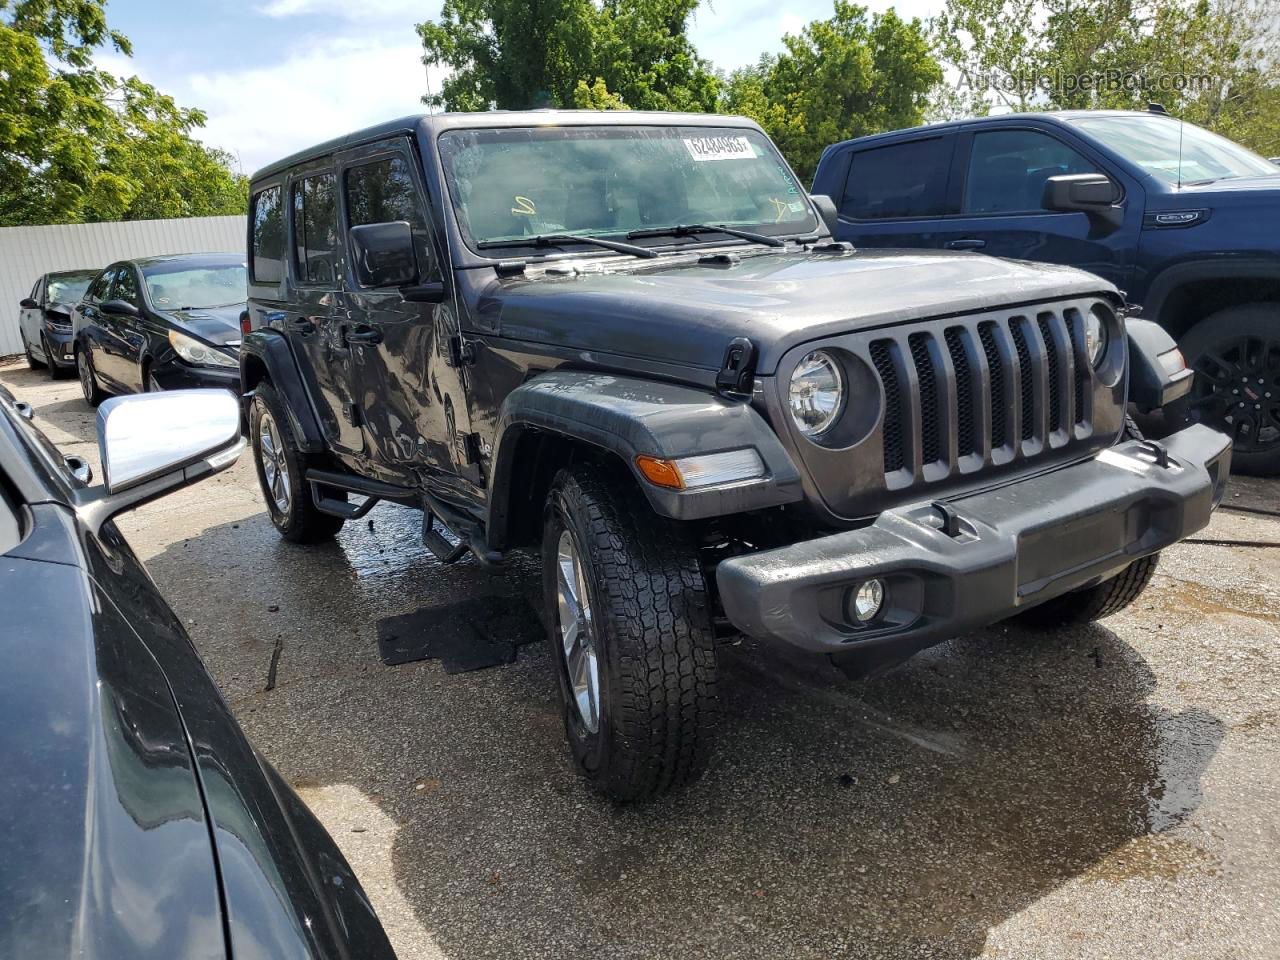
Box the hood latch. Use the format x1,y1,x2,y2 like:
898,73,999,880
716,337,757,398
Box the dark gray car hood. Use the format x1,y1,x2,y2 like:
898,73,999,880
164,304,244,347
486,248,1116,373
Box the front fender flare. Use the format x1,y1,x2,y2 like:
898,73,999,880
486,371,804,546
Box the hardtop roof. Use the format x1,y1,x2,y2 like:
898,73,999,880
249,110,761,183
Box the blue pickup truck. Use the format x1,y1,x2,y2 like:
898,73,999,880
813,109,1280,474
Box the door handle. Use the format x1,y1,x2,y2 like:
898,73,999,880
345,325,382,346
945,239,987,251
288,317,315,334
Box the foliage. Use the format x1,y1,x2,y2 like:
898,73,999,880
930,0,1280,156
0,0,247,227
721,2,942,181
416,0,719,112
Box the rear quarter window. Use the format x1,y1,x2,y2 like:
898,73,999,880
842,136,951,220
251,186,286,284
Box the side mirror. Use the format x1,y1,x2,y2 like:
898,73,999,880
20,297,38,309
350,221,418,288
1042,174,1123,228
810,194,840,235
76,390,243,531
100,298,139,317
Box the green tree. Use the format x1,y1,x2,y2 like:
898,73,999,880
417,0,719,112
931,0,1280,155
722,3,942,181
0,0,246,226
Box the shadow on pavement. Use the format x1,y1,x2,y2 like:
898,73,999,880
141,503,1224,960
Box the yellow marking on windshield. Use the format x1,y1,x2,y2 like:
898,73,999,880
768,197,788,222
512,196,536,216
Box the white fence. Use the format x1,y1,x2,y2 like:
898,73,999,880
0,215,247,357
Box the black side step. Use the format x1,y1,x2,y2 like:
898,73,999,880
304,468,416,520
421,490,503,566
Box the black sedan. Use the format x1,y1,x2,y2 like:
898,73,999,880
73,252,246,406
0,385,396,960
18,268,99,377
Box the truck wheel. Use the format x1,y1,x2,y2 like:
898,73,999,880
1174,304,1280,476
251,382,345,543
1016,553,1160,628
542,464,718,802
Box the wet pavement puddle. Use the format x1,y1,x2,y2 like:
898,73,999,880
375,595,543,672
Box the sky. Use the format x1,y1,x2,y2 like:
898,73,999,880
98,0,944,176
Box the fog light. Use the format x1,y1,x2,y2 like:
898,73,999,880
850,579,885,623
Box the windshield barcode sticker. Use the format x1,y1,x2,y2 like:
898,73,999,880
683,135,754,161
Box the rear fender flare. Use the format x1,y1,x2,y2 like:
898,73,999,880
239,330,325,453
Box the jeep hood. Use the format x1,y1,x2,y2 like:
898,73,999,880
485,249,1115,373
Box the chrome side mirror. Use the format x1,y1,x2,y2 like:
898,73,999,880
77,390,243,530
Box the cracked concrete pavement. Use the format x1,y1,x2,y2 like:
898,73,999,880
4,358,1278,959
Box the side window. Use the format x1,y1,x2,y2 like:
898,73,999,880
841,137,950,220
112,267,139,306
30,278,43,303
292,172,339,285
963,129,1099,215
251,185,286,283
86,269,115,305
345,154,438,281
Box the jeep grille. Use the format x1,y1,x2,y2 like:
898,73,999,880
871,306,1099,489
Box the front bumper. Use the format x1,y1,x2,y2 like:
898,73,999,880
43,327,76,367
716,424,1231,664
152,357,241,393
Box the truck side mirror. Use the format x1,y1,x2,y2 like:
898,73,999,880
100,299,138,317
350,221,418,288
810,194,839,235
20,297,38,309
1042,174,1123,229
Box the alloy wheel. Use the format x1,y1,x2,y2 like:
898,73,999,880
556,529,600,734
77,351,94,403
1187,336,1280,453
258,411,291,513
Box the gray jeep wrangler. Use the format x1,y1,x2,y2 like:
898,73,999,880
241,111,1231,801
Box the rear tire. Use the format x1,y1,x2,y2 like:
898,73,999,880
1173,304,1280,476
542,464,718,802
251,382,345,543
1015,553,1160,628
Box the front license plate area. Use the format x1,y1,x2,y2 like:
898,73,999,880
1016,503,1147,597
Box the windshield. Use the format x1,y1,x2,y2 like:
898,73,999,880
45,272,96,304
142,262,247,309
438,125,817,251
1071,115,1278,185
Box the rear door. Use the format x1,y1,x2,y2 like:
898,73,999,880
932,125,1137,285
285,162,364,455
336,138,479,492
824,133,958,250
79,268,129,391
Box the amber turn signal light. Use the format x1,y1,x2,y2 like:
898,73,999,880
635,455,685,489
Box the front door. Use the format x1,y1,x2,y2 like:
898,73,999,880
19,279,43,359
336,139,480,497
285,165,364,456
932,126,1137,288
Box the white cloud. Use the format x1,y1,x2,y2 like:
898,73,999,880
256,0,428,19
184,36,445,174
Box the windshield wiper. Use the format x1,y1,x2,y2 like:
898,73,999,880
626,223,785,247
477,233,657,259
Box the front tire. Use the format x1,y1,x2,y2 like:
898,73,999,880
542,464,718,802
76,346,106,407
1174,303,1280,476
251,382,345,543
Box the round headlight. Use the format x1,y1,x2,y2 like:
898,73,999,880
789,350,844,436
1085,306,1110,367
